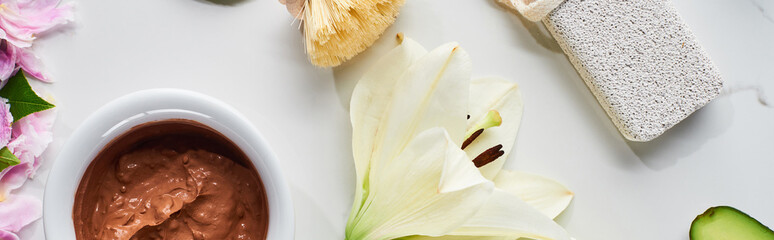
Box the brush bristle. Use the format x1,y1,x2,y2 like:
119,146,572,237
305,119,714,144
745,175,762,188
302,0,406,67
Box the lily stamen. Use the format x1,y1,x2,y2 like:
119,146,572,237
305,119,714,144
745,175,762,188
462,110,502,149
461,129,483,149
472,144,504,168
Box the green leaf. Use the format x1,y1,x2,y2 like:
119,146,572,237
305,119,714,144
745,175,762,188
0,71,55,122
0,146,20,172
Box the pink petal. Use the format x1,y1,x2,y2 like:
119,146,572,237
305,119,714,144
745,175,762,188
0,41,17,81
0,194,42,233
16,0,65,11
0,165,28,200
0,97,12,146
16,47,47,81
0,229,20,240
0,0,73,48
0,8,36,48
8,108,55,178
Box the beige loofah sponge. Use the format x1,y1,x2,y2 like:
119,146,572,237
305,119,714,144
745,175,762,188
502,0,724,141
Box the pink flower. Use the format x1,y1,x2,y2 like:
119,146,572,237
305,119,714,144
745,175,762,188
0,194,42,240
0,109,54,239
0,1,67,237
0,0,73,81
0,0,73,48
0,108,54,199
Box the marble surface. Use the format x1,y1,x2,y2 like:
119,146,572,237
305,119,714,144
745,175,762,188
16,0,774,239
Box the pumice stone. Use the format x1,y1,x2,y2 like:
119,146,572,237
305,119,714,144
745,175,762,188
542,0,724,141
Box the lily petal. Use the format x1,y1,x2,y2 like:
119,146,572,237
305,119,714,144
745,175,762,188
494,170,573,219
449,189,571,240
349,40,473,236
464,77,523,179
369,42,471,175
351,36,427,188
349,36,427,225
346,128,494,240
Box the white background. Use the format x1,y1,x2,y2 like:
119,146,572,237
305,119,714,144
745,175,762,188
16,0,774,239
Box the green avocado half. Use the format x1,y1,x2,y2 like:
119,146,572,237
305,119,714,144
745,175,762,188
690,206,774,240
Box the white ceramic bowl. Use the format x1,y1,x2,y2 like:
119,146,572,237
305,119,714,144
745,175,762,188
43,89,294,239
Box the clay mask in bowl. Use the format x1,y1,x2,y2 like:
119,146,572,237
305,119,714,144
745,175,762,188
43,89,294,240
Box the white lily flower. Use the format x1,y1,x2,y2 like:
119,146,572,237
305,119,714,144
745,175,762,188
346,34,574,240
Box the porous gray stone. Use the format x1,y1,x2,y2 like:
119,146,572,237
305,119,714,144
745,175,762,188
543,0,723,141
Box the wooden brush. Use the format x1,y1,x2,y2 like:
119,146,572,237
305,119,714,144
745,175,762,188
280,0,406,67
